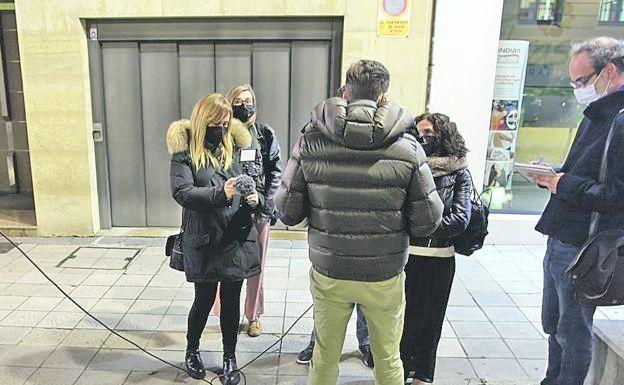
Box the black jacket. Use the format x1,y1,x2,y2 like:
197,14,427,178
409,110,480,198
167,120,261,283
275,97,444,282
241,122,282,221
536,90,624,246
410,157,473,249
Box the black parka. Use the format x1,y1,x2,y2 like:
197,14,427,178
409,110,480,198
167,120,261,283
275,97,444,282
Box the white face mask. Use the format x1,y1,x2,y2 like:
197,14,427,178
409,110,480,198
574,69,611,106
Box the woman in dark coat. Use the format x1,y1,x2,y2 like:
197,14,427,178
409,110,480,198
401,113,473,384
167,93,262,384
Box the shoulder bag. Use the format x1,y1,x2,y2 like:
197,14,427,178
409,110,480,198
566,113,624,306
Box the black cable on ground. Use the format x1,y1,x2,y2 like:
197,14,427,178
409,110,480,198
0,231,313,385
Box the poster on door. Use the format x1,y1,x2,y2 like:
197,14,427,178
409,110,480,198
484,40,529,210
377,0,412,37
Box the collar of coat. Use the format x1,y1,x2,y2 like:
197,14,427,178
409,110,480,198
584,90,624,122
309,97,413,150
427,156,468,177
166,118,252,155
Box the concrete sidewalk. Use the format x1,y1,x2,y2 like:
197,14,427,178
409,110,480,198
0,236,621,385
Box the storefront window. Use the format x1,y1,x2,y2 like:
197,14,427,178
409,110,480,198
484,0,624,213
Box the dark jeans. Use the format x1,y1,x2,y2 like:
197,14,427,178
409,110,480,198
309,303,370,346
400,255,455,382
542,237,596,385
186,281,243,356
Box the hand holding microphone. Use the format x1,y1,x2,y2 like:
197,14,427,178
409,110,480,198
224,178,236,199
233,174,259,208
245,192,259,208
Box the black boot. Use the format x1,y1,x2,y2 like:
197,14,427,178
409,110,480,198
185,349,206,380
222,354,240,385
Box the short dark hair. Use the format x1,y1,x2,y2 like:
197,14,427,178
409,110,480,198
415,113,469,158
344,60,390,101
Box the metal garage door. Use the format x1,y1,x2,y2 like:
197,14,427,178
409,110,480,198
87,18,342,228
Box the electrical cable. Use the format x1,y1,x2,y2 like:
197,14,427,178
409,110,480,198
0,231,313,385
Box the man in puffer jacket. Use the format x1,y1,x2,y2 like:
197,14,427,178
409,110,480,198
275,60,443,385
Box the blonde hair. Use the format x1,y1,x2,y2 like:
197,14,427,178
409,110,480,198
189,93,234,171
225,84,257,127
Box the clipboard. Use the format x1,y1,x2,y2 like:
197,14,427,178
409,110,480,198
514,162,557,180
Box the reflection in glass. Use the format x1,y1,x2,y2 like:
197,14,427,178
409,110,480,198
487,0,624,213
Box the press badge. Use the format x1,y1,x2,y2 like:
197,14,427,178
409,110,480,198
240,148,256,162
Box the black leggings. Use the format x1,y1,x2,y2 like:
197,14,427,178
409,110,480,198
401,255,455,382
186,281,243,356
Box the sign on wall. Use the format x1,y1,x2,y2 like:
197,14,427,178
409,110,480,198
484,40,530,210
378,0,412,37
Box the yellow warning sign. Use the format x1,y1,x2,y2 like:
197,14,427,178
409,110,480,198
378,0,412,37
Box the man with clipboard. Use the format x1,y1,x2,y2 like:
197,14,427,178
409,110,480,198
525,37,624,385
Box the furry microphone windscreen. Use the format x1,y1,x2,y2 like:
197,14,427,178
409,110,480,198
234,174,255,196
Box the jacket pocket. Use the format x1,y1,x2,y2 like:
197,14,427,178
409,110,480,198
233,242,260,276
185,216,224,247
243,226,257,243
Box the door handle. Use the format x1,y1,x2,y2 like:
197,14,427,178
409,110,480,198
93,122,104,143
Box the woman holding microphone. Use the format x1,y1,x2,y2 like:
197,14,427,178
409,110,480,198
167,93,262,384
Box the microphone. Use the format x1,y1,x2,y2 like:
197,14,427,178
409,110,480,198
234,174,255,196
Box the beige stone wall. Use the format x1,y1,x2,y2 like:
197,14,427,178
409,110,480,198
14,0,433,236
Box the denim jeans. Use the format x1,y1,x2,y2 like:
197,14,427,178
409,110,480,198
310,303,370,346
542,237,596,385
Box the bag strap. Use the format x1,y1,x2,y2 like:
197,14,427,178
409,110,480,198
588,110,623,237
465,168,492,210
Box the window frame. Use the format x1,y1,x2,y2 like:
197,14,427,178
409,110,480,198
518,0,564,25
598,0,624,25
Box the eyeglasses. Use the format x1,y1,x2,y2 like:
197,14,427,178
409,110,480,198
570,71,598,89
233,98,253,106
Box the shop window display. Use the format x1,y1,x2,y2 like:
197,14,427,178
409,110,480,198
485,0,624,213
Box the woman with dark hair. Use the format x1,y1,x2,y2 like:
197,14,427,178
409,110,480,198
401,113,473,384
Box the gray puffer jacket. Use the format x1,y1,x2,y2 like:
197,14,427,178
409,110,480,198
275,97,443,282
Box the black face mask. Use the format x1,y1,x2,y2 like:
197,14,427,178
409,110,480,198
233,103,255,122
205,125,225,148
418,134,438,156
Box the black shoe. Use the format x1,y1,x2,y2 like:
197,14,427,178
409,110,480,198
359,344,374,369
404,371,432,384
185,350,206,380
222,355,240,385
296,341,314,364
540,379,553,385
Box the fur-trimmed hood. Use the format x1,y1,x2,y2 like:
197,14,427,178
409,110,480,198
427,156,468,178
166,118,252,155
